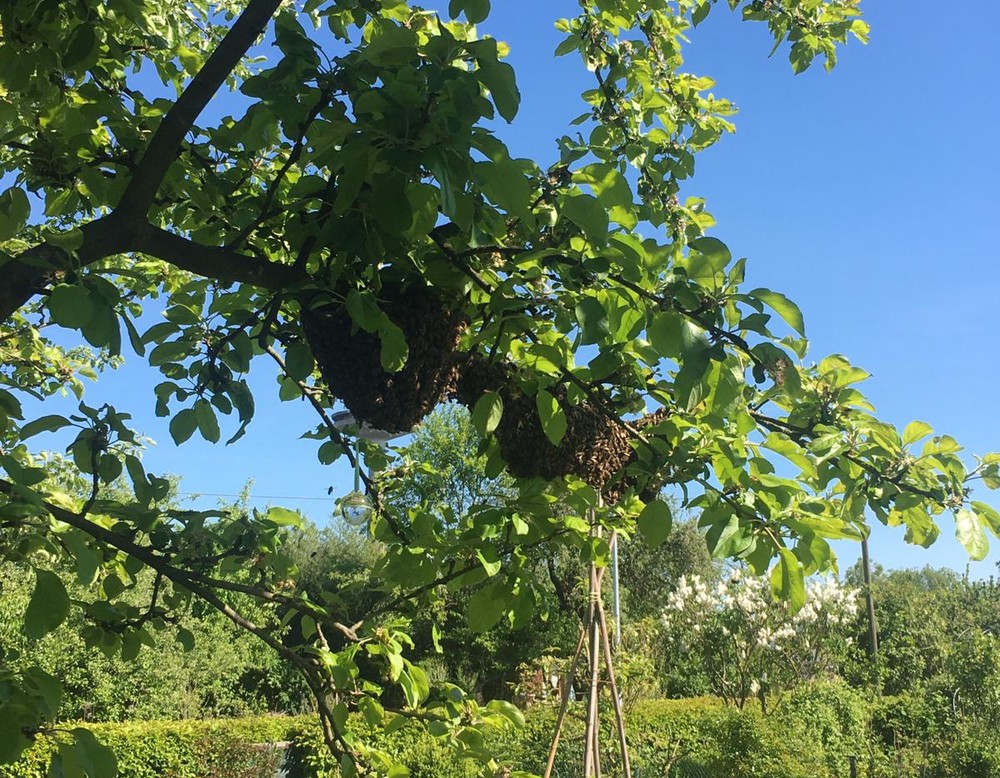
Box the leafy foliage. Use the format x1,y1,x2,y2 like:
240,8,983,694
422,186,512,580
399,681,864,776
1,0,997,774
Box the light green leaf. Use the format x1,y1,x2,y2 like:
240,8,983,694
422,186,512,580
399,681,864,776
486,699,526,728
472,391,504,435
955,508,988,561
637,500,673,548
688,236,732,266
648,311,683,359
770,549,806,612
378,318,409,373
536,389,567,446
902,421,933,446
749,288,806,337
266,507,304,527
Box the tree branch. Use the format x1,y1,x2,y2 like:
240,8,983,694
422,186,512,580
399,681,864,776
133,225,306,289
115,0,284,220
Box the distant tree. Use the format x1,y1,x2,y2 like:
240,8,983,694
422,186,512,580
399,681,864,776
618,513,719,621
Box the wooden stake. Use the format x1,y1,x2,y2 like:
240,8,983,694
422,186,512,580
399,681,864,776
543,625,586,778
598,587,632,778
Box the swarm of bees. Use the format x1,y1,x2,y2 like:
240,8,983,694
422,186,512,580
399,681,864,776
300,283,466,434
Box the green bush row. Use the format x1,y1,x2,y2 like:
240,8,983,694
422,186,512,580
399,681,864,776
4,684,1000,778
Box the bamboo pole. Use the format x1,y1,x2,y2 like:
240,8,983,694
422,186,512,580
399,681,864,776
542,625,587,778
598,588,632,778
583,558,601,776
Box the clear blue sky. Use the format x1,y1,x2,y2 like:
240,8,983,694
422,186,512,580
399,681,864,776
26,2,1000,577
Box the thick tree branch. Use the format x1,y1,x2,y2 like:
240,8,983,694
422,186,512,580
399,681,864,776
115,0,283,220
0,216,130,322
133,225,306,289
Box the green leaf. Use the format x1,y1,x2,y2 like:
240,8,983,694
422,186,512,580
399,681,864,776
266,507,304,527
168,409,197,445
559,193,608,248
637,500,673,548
24,569,71,640
575,297,610,345
476,157,531,221
902,421,933,446
63,24,97,69
467,582,507,632
0,186,30,241
176,627,195,652
0,706,30,763
193,399,220,444
688,236,732,267
48,284,95,330
749,288,806,337
284,342,315,382
378,318,409,373
345,290,382,333
449,0,490,23
955,508,988,561
648,311,683,359
472,391,504,436
20,414,73,439
770,549,806,612
486,699,526,728
71,728,118,778
476,58,519,122
972,501,1000,538
535,389,567,446
359,697,385,727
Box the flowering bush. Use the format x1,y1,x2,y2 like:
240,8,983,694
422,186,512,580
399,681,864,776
660,569,859,709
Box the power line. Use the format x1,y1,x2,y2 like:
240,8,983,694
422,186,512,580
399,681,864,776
176,491,336,502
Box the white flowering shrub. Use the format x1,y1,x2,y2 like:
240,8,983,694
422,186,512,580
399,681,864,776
660,568,860,709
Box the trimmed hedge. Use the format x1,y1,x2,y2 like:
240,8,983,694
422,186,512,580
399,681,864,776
0,717,306,778
5,687,992,778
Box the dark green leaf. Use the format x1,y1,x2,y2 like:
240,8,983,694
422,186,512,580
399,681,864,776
24,569,71,640
575,297,610,345
169,409,198,445
559,193,608,248
193,399,220,443
71,728,117,778
0,186,30,241
467,582,507,632
48,284,94,330
20,414,73,439
378,319,408,373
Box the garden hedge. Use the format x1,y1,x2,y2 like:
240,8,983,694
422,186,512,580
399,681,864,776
5,686,997,778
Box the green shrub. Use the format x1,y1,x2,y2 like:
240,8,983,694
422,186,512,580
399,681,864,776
0,717,304,778
0,692,898,778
